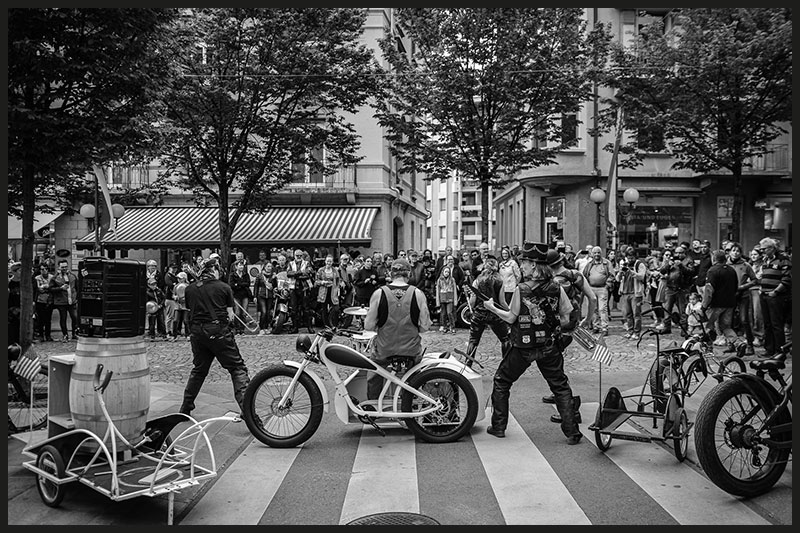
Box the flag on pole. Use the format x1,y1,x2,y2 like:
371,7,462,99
591,341,613,366
93,164,116,235
13,348,41,383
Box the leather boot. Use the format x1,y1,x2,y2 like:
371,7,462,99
550,395,582,424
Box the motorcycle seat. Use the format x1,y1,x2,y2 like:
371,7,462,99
325,343,376,370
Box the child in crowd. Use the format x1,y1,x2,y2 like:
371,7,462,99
685,291,704,337
436,266,458,333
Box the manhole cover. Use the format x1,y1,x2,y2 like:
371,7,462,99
346,512,440,526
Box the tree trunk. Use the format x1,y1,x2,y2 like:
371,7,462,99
19,163,36,352
480,181,490,249
730,171,742,244
218,201,232,277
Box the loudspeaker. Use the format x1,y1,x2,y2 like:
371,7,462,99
78,257,146,338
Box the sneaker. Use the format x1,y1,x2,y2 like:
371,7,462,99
439,326,446,332
61,335,70,342
744,344,755,356
45,337,54,342
166,335,175,342
752,338,762,347
486,426,506,438
713,337,727,346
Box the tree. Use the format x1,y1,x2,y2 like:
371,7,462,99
157,8,384,266
600,8,792,243
376,8,610,244
8,8,176,349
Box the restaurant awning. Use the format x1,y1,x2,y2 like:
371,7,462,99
75,205,380,250
8,210,65,241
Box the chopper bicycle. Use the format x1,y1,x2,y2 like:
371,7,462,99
242,326,485,448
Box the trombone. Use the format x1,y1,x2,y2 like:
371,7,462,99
233,301,260,333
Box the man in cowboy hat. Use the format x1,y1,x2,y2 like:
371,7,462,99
482,242,582,445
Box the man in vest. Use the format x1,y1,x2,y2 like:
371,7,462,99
286,248,314,334
583,246,615,336
363,258,431,401
483,242,582,445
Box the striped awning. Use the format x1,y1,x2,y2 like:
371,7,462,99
76,206,379,249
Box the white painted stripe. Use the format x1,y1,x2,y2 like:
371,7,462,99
580,402,770,525
180,439,302,525
472,407,591,525
338,426,419,525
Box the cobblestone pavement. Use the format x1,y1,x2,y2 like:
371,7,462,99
27,311,790,385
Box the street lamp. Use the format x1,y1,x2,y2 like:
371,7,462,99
619,187,640,247
589,188,607,248
79,176,126,256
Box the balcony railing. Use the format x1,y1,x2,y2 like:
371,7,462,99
282,166,357,191
745,144,789,172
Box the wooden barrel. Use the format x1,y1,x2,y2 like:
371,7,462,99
69,335,150,449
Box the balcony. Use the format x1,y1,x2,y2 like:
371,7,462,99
282,166,357,192
745,144,790,173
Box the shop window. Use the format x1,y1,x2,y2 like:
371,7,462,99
717,196,734,245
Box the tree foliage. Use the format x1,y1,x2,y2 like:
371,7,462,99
156,8,384,265
600,8,792,242
376,8,610,242
8,8,176,349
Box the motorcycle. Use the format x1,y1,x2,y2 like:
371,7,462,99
241,327,485,448
455,284,474,329
693,341,792,497
270,272,293,334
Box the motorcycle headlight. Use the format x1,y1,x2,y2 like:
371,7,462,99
296,334,312,353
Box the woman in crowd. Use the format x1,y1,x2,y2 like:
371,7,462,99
314,254,342,327
498,247,521,306
353,256,380,306
748,247,765,346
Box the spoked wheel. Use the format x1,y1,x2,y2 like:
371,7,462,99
401,368,478,444
242,365,324,448
36,445,66,507
717,355,746,378
8,369,48,433
693,379,791,497
672,408,689,462
595,430,613,451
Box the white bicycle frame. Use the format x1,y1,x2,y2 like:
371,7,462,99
277,331,485,425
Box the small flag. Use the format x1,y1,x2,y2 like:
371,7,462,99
591,342,613,366
13,348,41,383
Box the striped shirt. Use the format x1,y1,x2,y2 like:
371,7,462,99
759,253,791,294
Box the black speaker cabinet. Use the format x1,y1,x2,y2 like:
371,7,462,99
78,257,146,338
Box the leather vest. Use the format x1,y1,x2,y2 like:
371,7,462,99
511,280,561,349
373,285,423,362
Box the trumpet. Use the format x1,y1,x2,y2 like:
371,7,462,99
233,300,260,333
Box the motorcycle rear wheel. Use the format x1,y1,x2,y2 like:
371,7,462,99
242,365,324,448
693,378,791,497
401,367,478,444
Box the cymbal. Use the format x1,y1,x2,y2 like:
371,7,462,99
352,331,377,341
343,306,369,316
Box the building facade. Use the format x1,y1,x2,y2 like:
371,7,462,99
55,8,428,267
492,8,792,255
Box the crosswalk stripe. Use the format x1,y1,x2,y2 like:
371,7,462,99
580,402,771,525
472,407,591,525
339,426,419,525
180,440,302,525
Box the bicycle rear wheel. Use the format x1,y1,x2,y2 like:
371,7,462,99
8,368,48,433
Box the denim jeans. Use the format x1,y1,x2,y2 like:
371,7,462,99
589,286,609,332
619,293,643,334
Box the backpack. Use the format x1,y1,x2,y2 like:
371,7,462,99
553,269,583,332
376,285,421,328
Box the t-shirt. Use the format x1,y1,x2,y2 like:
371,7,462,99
185,278,235,324
705,264,738,308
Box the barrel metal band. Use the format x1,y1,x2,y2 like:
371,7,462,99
71,408,149,422
70,368,151,381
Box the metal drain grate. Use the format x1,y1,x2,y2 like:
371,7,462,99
346,512,440,526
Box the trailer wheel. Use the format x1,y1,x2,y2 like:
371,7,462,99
36,445,66,507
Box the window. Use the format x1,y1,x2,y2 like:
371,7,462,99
439,198,446,211
291,146,325,184
717,196,734,245
637,123,666,153
561,113,579,146
439,226,447,240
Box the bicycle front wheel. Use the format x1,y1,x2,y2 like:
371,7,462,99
242,365,324,448
8,369,48,433
401,367,478,444
694,378,791,497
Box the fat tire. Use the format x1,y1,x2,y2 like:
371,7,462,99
242,365,324,448
273,312,288,335
36,444,66,507
401,367,478,444
694,378,790,497
455,303,472,329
